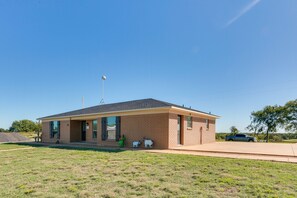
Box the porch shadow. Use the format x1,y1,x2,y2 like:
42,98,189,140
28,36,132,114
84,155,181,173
7,142,125,153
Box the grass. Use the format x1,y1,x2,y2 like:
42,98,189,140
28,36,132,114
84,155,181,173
0,143,28,150
283,139,297,143
0,144,297,197
18,132,39,140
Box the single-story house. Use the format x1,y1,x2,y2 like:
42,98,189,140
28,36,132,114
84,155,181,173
38,98,219,149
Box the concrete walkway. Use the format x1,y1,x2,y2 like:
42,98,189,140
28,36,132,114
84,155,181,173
172,142,297,157
145,142,297,163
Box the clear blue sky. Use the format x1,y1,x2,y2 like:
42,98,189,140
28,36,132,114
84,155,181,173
0,0,296,132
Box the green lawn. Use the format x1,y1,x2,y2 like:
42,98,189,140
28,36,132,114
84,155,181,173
18,131,38,140
0,143,28,150
283,139,297,143
0,144,297,197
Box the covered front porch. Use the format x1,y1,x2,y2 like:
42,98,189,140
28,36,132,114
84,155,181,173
68,119,98,144
42,116,120,147
67,119,119,147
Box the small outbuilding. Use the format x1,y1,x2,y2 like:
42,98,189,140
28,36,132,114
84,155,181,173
38,98,219,149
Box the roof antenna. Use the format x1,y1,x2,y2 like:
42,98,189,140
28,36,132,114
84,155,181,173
100,75,107,104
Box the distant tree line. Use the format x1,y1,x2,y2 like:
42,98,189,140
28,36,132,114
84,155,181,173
0,128,8,132
0,120,41,132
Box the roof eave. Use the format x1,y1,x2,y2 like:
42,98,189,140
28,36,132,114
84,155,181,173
170,106,220,119
38,106,172,121
38,106,220,121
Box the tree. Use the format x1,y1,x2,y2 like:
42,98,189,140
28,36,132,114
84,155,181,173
283,99,297,132
247,105,284,142
9,120,39,132
230,126,239,135
35,122,42,132
0,128,7,132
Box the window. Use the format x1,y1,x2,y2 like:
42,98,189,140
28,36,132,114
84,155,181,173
92,120,97,139
50,121,60,139
107,116,116,140
187,116,192,128
102,116,121,141
206,119,210,130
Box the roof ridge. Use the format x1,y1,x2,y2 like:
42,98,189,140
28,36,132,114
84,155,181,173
149,98,175,106
74,98,155,111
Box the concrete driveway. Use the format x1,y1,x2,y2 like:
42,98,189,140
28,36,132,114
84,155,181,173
172,142,297,157
144,142,297,163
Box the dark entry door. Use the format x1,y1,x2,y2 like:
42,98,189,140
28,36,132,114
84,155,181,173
81,121,86,141
177,115,182,145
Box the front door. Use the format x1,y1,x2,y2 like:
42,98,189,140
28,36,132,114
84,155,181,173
81,121,86,141
177,115,182,145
